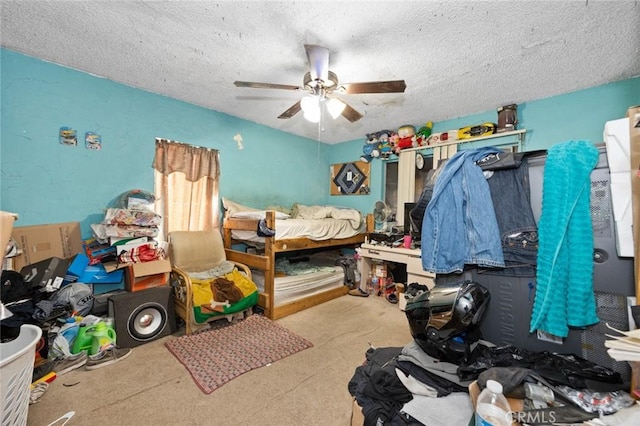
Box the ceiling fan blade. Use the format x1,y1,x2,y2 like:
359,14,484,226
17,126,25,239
234,81,302,91
305,44,329,82
339,80,407,94
277,100,302,119
335,98,363,122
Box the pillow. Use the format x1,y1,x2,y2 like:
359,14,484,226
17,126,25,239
222,198,259,215
231,211,289,220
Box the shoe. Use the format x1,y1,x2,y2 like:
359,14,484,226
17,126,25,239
348,287,369,297
52,352,88,375
29,382,49,405
85,347,132,370
32,360,53,382
384,282,398,304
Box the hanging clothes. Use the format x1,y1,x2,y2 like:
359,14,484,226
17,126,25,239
530,140,599,338
481,155,539,277
421,146,505,274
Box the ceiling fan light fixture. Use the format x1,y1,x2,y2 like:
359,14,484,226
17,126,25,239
326,97,346,119
301,95,321,122
235,45,405,125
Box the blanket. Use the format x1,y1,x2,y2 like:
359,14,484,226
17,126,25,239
530,140,599,338
291,204,363,229
191,268,258,322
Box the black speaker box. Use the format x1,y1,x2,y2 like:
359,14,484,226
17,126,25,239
108,286,177,349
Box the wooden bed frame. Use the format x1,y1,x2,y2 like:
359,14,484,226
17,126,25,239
222,210,373,320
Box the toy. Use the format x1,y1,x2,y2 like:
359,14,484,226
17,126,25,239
415,121,433,146
360,132,381,162
395,124,417,153
377,130,394,159
457,122,496,140
428,129,458,145
361,130,397,161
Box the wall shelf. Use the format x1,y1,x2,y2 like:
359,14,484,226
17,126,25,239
385,129,527,158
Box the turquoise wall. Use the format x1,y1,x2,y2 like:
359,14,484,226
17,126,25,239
1,48,638,238
1,49,330,237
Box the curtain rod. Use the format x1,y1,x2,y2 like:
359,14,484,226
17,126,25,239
155,137,217,152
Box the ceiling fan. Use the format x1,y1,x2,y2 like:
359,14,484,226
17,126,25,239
233,44,406,123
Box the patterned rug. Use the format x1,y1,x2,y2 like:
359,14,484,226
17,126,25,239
165,314,313,394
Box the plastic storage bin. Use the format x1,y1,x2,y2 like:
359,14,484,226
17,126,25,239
1,324,42,426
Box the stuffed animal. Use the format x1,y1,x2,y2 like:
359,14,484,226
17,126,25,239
378,130,394,159
360,132,381,162
415,121,433,146
395,125,417,153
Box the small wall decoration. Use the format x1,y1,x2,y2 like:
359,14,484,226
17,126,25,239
233,133,244,150
85,132,102,150
59,127,77,146
330,161,370,195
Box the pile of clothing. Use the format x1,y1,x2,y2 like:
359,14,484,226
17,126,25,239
348,340,633,426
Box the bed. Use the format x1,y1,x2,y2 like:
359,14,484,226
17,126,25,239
221,200,373,319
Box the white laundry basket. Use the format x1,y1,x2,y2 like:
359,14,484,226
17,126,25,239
0,324,42,426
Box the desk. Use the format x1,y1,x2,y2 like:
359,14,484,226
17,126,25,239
359,243,435,289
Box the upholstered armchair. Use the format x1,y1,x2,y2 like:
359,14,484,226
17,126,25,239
168,230,256,335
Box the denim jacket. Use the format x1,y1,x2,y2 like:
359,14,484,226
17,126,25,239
421,146,505,273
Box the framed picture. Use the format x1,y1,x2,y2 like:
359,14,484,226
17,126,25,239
330,161,370,195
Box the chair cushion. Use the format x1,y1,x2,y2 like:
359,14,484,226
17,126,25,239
168,230,227,272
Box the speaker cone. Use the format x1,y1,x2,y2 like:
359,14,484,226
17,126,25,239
128,303,167,341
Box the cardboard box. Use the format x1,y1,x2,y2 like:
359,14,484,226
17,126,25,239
373,261,387,279
20,257,71,292
11,222,82,271
111,236,149,254
124,259,172,292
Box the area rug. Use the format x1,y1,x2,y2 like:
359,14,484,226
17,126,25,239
165,314,313,394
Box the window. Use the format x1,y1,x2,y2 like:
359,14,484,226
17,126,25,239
152,139,220,241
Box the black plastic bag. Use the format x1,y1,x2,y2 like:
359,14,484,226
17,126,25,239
458,344,623,389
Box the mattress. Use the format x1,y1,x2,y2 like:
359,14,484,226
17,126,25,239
232,218,365,243
252,265,345,306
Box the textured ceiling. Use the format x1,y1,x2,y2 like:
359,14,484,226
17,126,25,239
1,1,639,144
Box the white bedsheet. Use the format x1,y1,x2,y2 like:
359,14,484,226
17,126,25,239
232,217,365,243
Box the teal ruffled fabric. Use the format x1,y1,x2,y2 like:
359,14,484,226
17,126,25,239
530,140,600,338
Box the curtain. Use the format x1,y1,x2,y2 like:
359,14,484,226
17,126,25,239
396,150,416,226
153,138,220,239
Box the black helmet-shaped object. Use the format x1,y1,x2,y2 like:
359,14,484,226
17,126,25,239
405,280,490,363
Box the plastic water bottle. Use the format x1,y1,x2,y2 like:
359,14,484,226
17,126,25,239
475,380,511,426
371,275,379,296
366,272,374,295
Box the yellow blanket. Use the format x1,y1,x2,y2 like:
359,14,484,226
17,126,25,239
191,268,258,310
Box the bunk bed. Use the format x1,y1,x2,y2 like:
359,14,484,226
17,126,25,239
222,206,373,320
